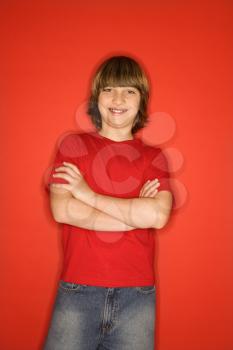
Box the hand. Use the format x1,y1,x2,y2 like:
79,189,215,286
51,162,94,202
139,179,160,198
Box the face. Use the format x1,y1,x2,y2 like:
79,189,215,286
97,86,141,132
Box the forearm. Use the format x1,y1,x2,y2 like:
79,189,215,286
51,162,172,230
83,193,160,229
50,192,136,231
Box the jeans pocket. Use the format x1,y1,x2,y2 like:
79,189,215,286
59,280,88,292
135,285,156,294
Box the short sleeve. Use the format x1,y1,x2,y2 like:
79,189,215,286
44,133,88,192
143,147,171,192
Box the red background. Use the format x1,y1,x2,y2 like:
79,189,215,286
1,1,233,349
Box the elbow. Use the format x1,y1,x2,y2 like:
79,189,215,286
151,193,173,229
51,209,67,224
153,211,171,229
155,217,169,229
54,214,65,224
50,201,70,224
49,192,71,224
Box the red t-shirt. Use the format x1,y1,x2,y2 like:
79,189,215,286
46,131,173,287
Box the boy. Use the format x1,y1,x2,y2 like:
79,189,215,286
44,56,173,350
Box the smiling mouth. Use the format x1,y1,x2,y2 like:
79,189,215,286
109,108,128,115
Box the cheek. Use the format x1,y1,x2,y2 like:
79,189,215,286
97,100,108,116
97,97,104,110
133,97,141,111
98,100,105,111
133,93,140,104
98,94,109,106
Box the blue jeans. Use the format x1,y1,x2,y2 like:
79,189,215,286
43,280,156,350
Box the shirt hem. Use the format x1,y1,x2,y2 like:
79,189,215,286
60,275,156,288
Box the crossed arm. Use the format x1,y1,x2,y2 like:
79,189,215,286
50,162,173,231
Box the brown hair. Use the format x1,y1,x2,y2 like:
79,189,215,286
87,56,150,134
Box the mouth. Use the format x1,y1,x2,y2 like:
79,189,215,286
109,108,128,115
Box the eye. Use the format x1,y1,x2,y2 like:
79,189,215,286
102,87,112,92
127,88,138,95
127,89,136,94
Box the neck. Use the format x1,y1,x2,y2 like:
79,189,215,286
97,129,134,142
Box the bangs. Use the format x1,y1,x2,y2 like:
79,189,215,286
99,74,140,89
95,56,147,92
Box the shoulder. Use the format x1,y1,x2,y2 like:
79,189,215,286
139,139,165,161
56,131,91,158
57,131,91,144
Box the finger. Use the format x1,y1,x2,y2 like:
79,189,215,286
143,183,160,196
144,180,160,192
63,162,81,175
140,188,159,198
152,189,159,197
140,182,159,196
139,185,145,195
52,172,74,183
54,166,78,178
141,188,158,197
144,189,158,198
140,179,160,197
50,183,72,191
144,179,159,186
140,186,148,196
141,180,151,189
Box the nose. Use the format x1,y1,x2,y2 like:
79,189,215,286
112,90,125,105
